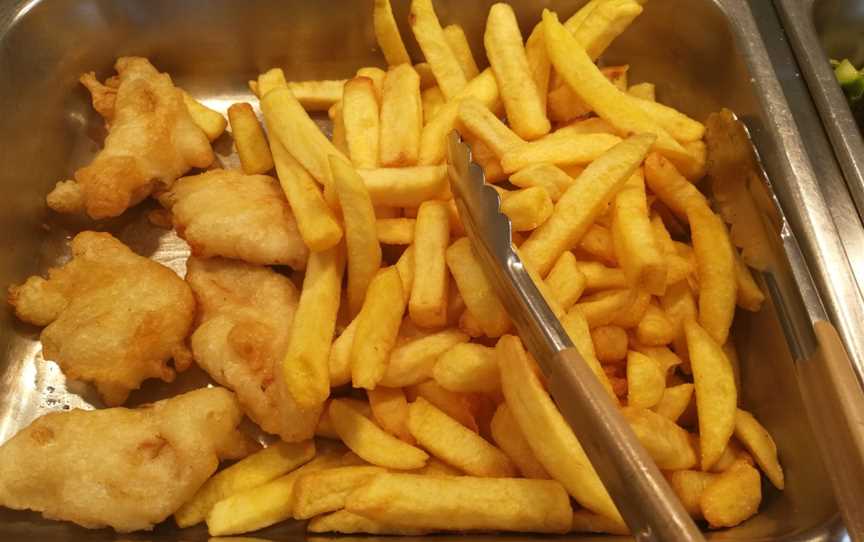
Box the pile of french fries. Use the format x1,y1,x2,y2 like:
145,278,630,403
175,0,784,535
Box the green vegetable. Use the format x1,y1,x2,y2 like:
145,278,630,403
832,58,864,123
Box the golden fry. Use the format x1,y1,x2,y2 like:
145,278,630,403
351,267,406,389
643,152,709,222
381,328,469,387
700,459,762,528
490,403,550,479
409,0,468,99
358,165,449,206
735,253,765,312
590,325,628,363
374,0,411,66
182,91,227,141
368,386,414,444
577,261,627,292
408,380,480,432
292,466,385,520
380,64,423,166
342,77,380,168
654,383,694,423
501,187,554,231
444,24,480,79
666,469,717,519
622,406,698,470
227,102,274,175
626,350,665,409
410,200,450,328
433,342,500,393
509,163,574,201
288,80,346,111
500,133,622,174
545,251,587,310
575,289,632,328
636,302,676,346
628,82,656,101
611,169,666,294
734,409,784,489
457,98,524,158
422,86,446,123
446,236,511,337
688,202,736,345
376,218,415,245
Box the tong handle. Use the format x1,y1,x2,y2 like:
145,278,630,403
544,347,705,542
799,321,864,541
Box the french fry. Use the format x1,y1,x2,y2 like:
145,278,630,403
329,399,428,470
175,440,315,528
182,91,227,141
357,165,448,206
281,244,345,410
261,87,346,193
329,319,356,387
407,397,515,477
500,132,622,174
501,187,554,231
292,466,386,520
342,77,380,168
368,386,414,444
628,82,656,101
317,398,374,439
409,380,480,432
700,459,762,528
309,509,428,535
351,267,406,389
376,217,415,245
734,253,765,312
509,163,574,201
443,24,480,79
490,403,550,479
380,64,423,166
457,98,524,158
497,335,619,521
257,67,288,96
418,69,501,165
525,24,551,113
570,509,630,535
578,224,618,265
610,288,651,329
410,200,450,328
568,0,643,61
433,342,500,393
542,10,690,164
345,473,573,533
520,133,655,276
560,307,618,401
666,469,717,519
446,237,511,337
374,0,411,66
412,457,464,476
654,383,695,423
637,345,683,375
577,261,627,292
590,325,628,363
227,102,274,175
575,289,632,328
734,409,784,489
330,155,382,315
545,251,587,310
329,101,349,156
288,80,346,111
466,136,508,183
409,0,468,99
685,319,737,470
633,97,705,143
643,152,709,222
626,350,665,409
381,328,469,387
459,309,485,338
688,202,736,345
357,66,387,100
271,140,343,252
485,3,550,140
422,86,446,123
205,445,346,536
611,169,667,294
675,139,708,180
395,244,416,299
622,406,698,470
636,302,676,346
661,279,697,355
711,438,748,474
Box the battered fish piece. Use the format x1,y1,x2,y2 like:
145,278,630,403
186,257,322,441
47,57,214,219
7,231,195,406
0,387,248,532
162,169,308,268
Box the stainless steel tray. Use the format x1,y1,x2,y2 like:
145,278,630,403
0,0,859,540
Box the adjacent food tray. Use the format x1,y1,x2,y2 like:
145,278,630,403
0,0,857,540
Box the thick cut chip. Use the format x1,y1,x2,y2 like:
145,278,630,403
182,91,227,141
685,320,737,470
636,302,677,346
0,387,245,532
578,261,627,291
666,470,717,519
490,403,550,479
287,80,346,111
444,24,480,79
281,244,345,411
591,325,628,363
545,251,587,309
409,0,468,99
611,169,666,294
510,163,575,201
434,342,500,394
410,201,451,328
351,267,407,389
643,152,709,222
368,386,414,443
654,383,694,423
377,218,415,245
374,0,411,65
734,409,784,489
357,165,449,206
8,231,194,406
408,397,515,477
621,407,697,470
329,399,428,470
331,155,382,315
457,98,524,158
186,257,320,442
164,169,308,268
734,253,766,312
626,350,665,409
501,187,554,231
408,380,480,432
700,459,762,528
520,133,655,276
501,133,622,174
497,335,620,521
292,466,385,520
227,102,274,175
381,328,469,387
446,237,511,337
422,86,446,122
346,473,573,533
485,3,550,140
688,203,737,345
380,64,423,166
343,76,381,169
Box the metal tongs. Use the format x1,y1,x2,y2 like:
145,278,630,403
446,131,704,542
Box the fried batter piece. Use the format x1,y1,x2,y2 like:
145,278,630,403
0,387,248,532
162,169,308,268
47,57,214,219
186,257,322,441
7,231,195,406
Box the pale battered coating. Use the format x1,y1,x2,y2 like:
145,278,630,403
7,231,195,406
186,257,323,441
0,387,248,532
47,57,214,219
163,169,308,268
